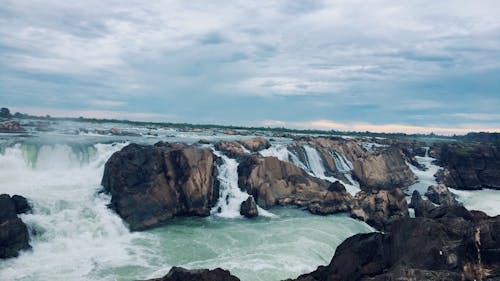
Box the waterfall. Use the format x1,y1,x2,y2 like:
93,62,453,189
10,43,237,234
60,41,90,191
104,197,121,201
302,145,360,196
0,142,153,281
211,151,275,218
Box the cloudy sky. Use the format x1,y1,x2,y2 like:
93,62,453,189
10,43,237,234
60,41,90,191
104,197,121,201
1,0,499,134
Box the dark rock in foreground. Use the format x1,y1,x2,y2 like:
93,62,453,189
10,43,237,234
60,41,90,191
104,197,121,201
288,208,500,281
101,142,219,231
433,143,500,190
0,194,31,259
350,188,409,230
142,266,240,281
240,196,258,218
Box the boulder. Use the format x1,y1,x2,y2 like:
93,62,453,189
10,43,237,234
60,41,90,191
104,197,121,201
238,137,271,152
238,155,352,215
433,143,500,190
240,196,258,218
351,147,417,190
101,142,219,231
425,184,460,206
143,266,240,281
0,121,25,133
350,188,409,230
11,195,31,214
288,210,500,281
0,194,31,259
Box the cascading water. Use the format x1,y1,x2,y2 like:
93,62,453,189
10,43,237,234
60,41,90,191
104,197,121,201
0,142,156,281
211,151,275,218
302,145,360,196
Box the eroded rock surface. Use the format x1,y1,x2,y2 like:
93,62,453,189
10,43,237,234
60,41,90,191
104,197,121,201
101,142,219,230
350,188,409,230
240,196,258,218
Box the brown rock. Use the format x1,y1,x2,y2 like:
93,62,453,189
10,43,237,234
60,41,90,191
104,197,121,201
238,137,271,152
101,142,219,231
240,196,258,218
350,188,409,230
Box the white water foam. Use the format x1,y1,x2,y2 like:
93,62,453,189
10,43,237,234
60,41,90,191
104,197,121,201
302,146,360,196
259,145,290,162
0,143,156,281
211,151,275,218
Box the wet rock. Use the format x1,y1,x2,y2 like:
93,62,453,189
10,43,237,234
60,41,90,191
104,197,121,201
238,137,271,152
101,142,219,231
409,190,436,218
238,155,352,215
410,191,473,220
0,120,25,133
350,188,409,230
0,194,31,259
240,196,258,218
288,210,500,281
425,184,460,206
11,195,31,214
143,266,240,281
433,142,500,190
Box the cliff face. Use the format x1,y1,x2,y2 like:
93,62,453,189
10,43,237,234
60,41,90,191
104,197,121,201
101,142,219,231
433,143,500,190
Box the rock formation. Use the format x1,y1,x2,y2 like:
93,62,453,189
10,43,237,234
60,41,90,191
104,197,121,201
425,184,460,206
288,207,500,281
142,266,240,281
0,194,31,259
238,137,271,152
240,196,258,218
350,188,409,230
237,155,352,215
101,142,219,231
433,143,500,190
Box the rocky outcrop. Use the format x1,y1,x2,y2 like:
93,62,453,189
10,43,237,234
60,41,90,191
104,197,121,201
238,155,352,215
240,196,258,218
288,208,500,281
425,184,460,206
0,194,31,259
289,137,416,191
350,188,409,230
0,120,25,133
101,142,219,231
143,266,240,281
238,137,271,152
351,147,417,190
433,143,500,190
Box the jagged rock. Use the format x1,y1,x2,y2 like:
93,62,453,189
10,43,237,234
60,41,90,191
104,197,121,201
101,142,219,231
0,120,25,133
0,194,31,259
409,190,436,218
433,143,500,190
238,156,352,215
410,191,474,220
240,196,258,218
425,184,460,206
238,137,271,152
350,188,409,230
288,210,500,281
143,266,240,281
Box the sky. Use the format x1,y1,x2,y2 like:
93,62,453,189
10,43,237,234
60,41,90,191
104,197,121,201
1,0,499,135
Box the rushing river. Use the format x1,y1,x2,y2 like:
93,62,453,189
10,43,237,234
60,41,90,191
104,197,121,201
0,129,372,281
